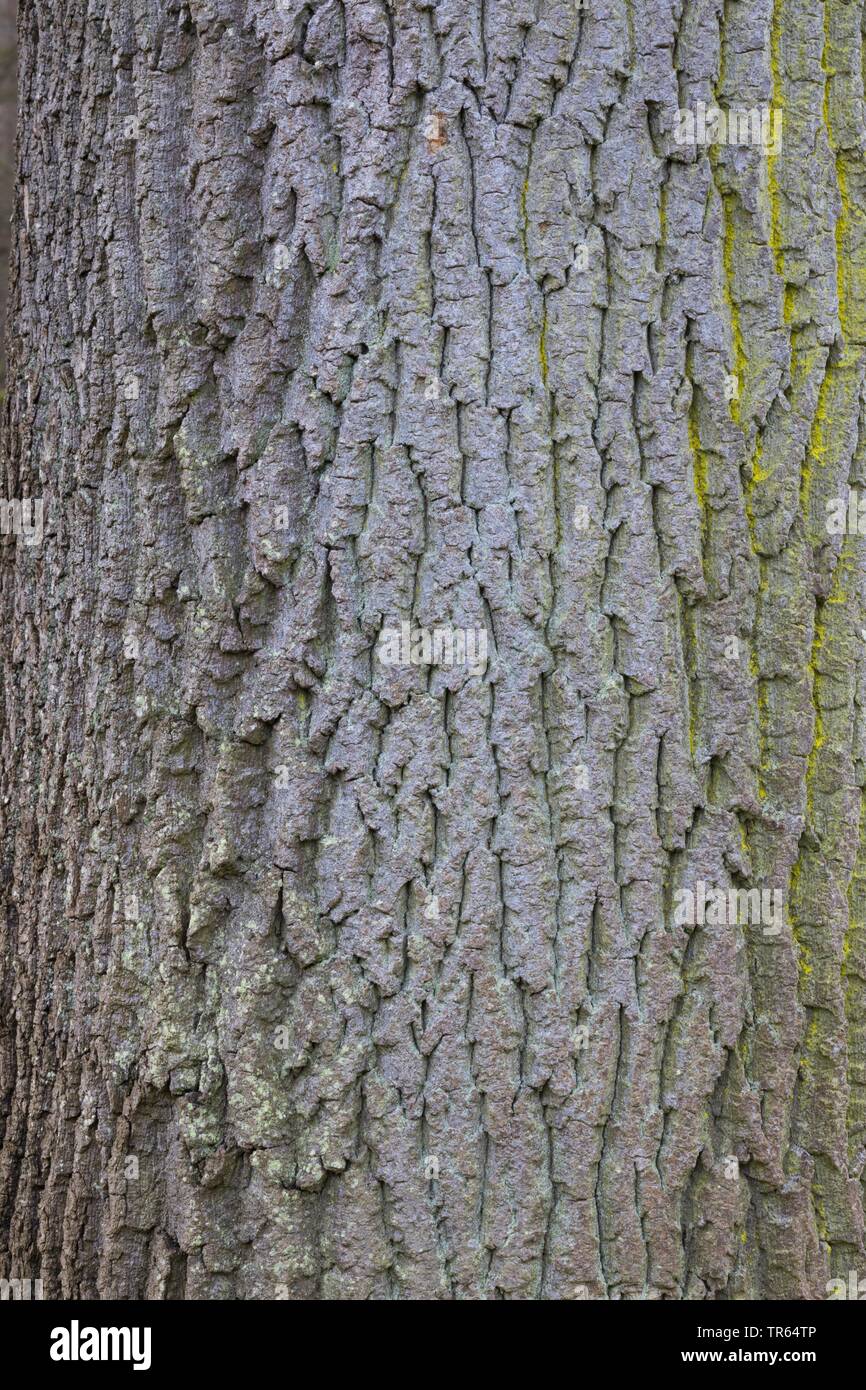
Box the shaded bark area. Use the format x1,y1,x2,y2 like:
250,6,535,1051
2,0,866,1300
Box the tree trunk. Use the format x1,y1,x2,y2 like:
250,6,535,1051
2,0,866,1301
0,0,16,393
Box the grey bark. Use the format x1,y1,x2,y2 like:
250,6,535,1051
1,0,866,1300
0,0,16,391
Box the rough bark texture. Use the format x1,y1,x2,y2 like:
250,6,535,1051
0,0,17,391
2,0,866,1302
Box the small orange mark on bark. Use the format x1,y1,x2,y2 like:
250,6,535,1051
425,112,446,152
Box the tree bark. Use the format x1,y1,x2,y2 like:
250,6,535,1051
0,0,16,392
2,0,866,1301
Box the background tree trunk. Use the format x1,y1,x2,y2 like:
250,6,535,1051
2,0,866,1301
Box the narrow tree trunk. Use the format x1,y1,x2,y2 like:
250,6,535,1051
2,0,866,1300
0,0,16,392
